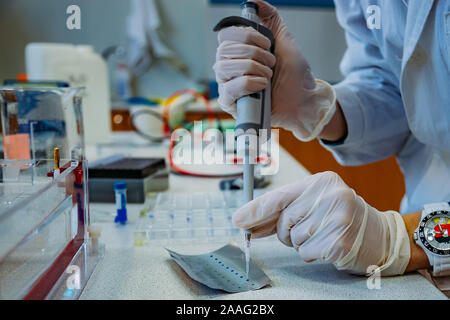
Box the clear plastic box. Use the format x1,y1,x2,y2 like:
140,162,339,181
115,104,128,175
0,87,103,299
133,190,268,246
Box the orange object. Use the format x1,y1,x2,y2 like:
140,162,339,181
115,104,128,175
3,134,30,159
53,147,60,170
16,73,28,81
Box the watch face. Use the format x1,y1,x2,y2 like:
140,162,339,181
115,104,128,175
418,211,450,256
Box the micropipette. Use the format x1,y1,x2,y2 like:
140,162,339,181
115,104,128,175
214,1,274,276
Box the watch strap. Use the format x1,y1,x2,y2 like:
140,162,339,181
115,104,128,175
432,255,450,277
423,202,450,215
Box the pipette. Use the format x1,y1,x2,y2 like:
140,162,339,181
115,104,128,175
243,135,254,276
214,1,274,276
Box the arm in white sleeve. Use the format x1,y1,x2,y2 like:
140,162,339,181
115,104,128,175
321,1,410,166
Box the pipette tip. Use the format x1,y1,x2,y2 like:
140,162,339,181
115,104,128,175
244,229,251,276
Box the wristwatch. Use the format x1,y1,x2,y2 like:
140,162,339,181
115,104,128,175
413,202,450,277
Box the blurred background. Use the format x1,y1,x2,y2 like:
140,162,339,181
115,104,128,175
0,0,345,95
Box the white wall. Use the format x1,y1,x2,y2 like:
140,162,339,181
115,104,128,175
0,0,346,97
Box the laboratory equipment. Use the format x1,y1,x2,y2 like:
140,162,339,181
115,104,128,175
88,156,168,203
114,182,128,224
53,147,60,178
214,1,275,275
0,87,103,300
133,189,267,247
3,80,70,88
0,87,83,161
219,174,271,191
130,102,165,142
130,95,191,142
25,43,111,145
167,243,271,293
115,64,132,101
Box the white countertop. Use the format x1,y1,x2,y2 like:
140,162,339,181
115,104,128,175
80,132,447,300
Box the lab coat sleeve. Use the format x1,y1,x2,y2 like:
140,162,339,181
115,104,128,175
320,0,410,166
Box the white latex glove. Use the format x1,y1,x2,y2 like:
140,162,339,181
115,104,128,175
213,0,336,141
233,172,411,276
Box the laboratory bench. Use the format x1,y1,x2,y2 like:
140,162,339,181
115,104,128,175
79,132,447,300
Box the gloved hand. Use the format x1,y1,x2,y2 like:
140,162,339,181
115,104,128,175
233,171,411,276
213,0,336,141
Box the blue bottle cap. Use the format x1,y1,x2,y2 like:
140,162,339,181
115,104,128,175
114,181,127,190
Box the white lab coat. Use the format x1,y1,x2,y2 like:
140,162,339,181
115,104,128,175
321,0,450,214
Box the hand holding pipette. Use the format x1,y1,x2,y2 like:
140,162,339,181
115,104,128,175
214,0,275,276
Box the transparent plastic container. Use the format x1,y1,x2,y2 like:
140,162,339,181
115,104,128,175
0,87,103,299
133,190,269,246
0,87,85,161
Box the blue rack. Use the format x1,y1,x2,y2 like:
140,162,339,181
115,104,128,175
209,0,335,8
